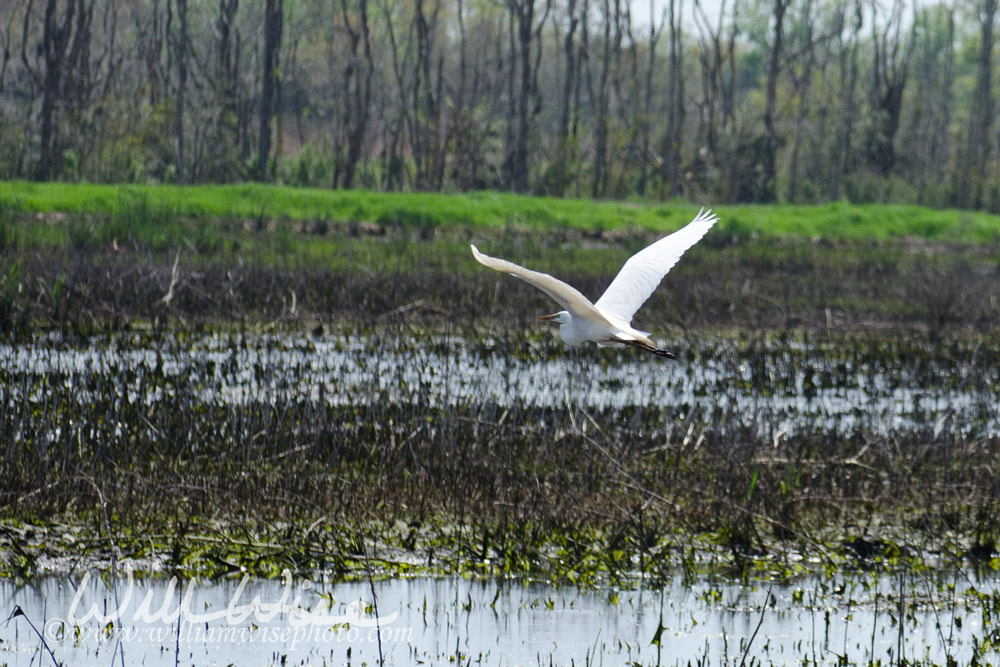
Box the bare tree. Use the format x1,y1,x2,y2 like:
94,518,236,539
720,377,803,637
379,0,412,190
761,0,790,203
958,0,996,208
662,0,686,199
62,0,95,110
635,0,664,197
590,0,612,197
865,0,915,177
693,0,738,199
590,0,625,197
0,9,14,94
785,0,818,202
506,0,549,192
172,0,187,183
905,4,954,204
411,0,442,189
135,0,167,106
23,0,83,180
216,0,241,148
443,3,505,190
449,0,471,189
611,2,635,197
828,0,862,200
572,0,591,196
96,0,118,99
257,0,283,181
552,0,579,197
1,0,999,206
337,0,372,188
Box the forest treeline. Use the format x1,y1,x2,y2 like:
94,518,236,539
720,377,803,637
0,0,997,210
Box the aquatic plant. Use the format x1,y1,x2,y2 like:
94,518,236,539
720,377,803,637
1,327,998,585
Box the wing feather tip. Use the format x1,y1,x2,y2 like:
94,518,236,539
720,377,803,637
470,244,489,266
695,208,720,225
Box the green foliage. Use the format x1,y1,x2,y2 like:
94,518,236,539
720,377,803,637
4,181,1000,245
279,143,335,188
0,196,24,251
0,258,25,334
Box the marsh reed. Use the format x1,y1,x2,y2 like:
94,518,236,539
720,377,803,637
2,323,998,581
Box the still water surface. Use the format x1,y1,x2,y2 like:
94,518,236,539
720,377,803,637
2,569,995,666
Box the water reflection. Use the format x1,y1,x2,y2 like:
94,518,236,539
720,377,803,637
2,569,995,666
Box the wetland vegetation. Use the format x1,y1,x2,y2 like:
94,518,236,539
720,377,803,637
1,184,999,664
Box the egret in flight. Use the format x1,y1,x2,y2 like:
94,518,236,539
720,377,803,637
471,208,718,358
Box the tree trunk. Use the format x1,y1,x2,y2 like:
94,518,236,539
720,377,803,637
829,0,861,201
512,0,535,192
907,5,954,204
693,0,739,201
63,0,94,109
553,0,578,197
174,0,187,183
216,0,239,152
340,0,372,189
866,0,914,177
572,0,591,197
411,0,441,189
380,0,410,191
33,0,78,181
257,0,282,181
136,0,166,106
959,0,996,208
662,0,684,199
636,0,662,197
786,0,815,202
761,0,788,203
591,0,613,198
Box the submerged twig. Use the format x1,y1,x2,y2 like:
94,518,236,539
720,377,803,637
5,606,60,667
352,495,384,667
160,250,181,306
739,584,772,667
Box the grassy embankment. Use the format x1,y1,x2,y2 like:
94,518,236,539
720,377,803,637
2,181,1000,586
3,180,1000,335
5,180,1000,241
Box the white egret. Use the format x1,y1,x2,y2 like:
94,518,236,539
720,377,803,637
471,208,719,358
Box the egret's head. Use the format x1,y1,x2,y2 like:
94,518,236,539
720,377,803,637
538,311,570,325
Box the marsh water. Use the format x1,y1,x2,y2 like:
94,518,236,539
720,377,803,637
2,568,997,666
3,330,999,440
4,331,1000,665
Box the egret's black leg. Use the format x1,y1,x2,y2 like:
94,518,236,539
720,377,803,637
622,340,676,359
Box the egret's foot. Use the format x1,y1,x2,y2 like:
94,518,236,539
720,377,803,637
622,339,676,359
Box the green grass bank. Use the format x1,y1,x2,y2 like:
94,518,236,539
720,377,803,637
4,180,1000,243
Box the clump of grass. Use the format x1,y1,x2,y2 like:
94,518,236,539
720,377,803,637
0,259,29,336
0,197,25,250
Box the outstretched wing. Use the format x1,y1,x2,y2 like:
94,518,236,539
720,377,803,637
470,245,608,323
594,208,718,323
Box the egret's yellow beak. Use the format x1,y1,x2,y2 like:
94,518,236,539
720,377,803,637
538,313,559,321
